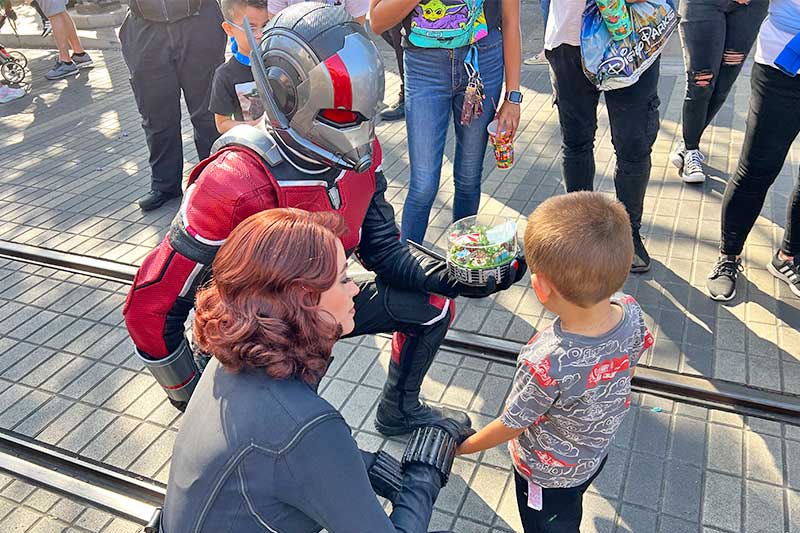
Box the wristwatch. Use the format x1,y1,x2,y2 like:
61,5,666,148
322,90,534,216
505,90,523,104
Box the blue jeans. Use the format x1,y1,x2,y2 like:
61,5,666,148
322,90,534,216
400,29,505,244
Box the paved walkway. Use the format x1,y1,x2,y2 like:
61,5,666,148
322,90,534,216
4,43,797,396
1,5,799,532
0,258,799,533
0,470,140,533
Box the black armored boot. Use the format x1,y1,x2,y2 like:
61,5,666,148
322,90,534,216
375,329,471,437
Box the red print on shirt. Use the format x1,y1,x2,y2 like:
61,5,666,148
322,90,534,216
524,356,557,388
643,330,654,350
535,450,577,468
512,442,533,477
587,355,630,388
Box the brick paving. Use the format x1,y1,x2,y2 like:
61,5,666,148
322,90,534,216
0,257,798,531
0,471,141,533
1,6,799,531
1,43,798,396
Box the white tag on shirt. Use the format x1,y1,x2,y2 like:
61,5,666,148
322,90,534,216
527,480,543,511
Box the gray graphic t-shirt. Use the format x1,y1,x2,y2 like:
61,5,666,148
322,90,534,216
501,293,653,488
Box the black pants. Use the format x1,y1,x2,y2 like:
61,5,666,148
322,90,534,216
720,63,800,257
515,456,607,533
119,3,226,195
678,0,767,150
344,279,452,399
546,45,660,232
381,24,405,103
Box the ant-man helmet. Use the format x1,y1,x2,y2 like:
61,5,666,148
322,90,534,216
245,2,385,172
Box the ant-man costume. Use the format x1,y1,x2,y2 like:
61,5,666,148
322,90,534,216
123,2,525,436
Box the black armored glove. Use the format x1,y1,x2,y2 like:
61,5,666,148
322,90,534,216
401,417,476,486
408,241,528,299
361,450,403,502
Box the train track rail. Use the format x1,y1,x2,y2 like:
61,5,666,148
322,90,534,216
0,239,799,526
0,429,162,525
1,238,799,425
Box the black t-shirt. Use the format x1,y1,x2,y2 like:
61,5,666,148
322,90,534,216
208,57,265,122
401,0,502,49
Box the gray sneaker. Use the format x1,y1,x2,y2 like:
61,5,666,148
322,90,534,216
707,255,742,301
71,53,93,69
45,60,78,80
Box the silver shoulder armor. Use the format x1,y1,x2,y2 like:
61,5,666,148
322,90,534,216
211,124,283,167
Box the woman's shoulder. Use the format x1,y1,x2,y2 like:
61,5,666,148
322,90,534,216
214,366,341,431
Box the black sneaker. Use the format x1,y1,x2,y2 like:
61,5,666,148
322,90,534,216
767,251,800,298
138,190,181,211
379,101,405,121
707,255,742,301
631,232,651,273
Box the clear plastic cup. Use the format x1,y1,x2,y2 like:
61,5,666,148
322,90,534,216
487,119,514,169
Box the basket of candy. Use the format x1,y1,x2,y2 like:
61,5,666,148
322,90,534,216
447,215,518,286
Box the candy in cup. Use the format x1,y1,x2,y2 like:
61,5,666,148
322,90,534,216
487,119,514,169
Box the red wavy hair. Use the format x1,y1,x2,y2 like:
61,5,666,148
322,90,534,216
193,208,348,383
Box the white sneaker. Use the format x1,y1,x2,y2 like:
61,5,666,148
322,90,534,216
669,143,686,169
681,149,706,183
0,85,25,104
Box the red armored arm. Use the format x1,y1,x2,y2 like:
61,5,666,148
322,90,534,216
123,147,278,403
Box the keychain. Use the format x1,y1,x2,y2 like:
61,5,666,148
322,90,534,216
460,48,485,127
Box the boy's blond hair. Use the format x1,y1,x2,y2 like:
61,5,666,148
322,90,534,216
524,192,633,308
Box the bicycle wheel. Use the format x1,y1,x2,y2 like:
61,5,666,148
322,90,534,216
1,60,24,84
8,51,26,69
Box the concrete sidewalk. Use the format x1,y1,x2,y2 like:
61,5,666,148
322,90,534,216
0,258,798,532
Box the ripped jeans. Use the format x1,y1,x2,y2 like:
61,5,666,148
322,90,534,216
546,44,660,233
678,0,768,151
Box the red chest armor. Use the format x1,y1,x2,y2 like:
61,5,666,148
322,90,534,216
272,167,375,252
184,139,381,253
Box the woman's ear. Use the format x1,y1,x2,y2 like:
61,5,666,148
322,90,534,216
531,273,551,304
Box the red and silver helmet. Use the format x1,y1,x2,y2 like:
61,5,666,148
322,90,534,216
244,3,385,172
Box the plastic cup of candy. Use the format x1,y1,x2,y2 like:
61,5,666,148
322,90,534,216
487,119,514,169
447,215,518,287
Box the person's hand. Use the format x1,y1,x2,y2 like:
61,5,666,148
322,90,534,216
495,100,521,141
446,253,528,299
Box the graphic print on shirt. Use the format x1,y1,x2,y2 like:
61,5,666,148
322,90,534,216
412,0,469,29
235,81,265,122
501,294,653,488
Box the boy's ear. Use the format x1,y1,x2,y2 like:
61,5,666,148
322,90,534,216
221,21,236,37
531,273,551,304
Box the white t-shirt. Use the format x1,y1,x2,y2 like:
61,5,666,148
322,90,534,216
544,0,585,50
267,0,369,18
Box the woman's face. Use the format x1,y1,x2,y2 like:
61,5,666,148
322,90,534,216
318,242,359,335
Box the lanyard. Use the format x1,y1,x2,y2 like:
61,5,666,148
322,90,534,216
464,43,480,77
230,37,251,67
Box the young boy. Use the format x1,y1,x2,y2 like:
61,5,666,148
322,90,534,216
457,192,654,532
209,0,269,134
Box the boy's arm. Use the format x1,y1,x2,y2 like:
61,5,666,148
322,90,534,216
460,354,560,456
215,114,239,134
457,419,526,455
215,114,262,135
